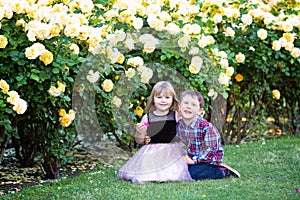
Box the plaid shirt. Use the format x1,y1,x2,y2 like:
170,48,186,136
177,115,224,165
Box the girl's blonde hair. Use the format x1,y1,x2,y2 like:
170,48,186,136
145,81,179,112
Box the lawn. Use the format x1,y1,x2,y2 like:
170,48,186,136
1,135,300,200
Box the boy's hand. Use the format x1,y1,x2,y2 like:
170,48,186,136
183,156,196,165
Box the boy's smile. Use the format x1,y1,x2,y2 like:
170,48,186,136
179,94,203,124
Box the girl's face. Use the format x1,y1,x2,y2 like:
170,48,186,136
153,91,173,114
179,94,202,124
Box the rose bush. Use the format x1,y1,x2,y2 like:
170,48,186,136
0,0,299,178
0,79,27,162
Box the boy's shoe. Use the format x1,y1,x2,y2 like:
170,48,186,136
219,163,241,178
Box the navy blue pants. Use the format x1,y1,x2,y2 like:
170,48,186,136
188,163,225,180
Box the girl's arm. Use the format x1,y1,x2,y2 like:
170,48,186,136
134,114,148,144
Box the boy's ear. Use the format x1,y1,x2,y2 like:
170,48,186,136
199,107,204,114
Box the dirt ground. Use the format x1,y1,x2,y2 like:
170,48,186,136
0,141,132,196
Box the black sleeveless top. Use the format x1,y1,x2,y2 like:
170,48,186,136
146,111,177,143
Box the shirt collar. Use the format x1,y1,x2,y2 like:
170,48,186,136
182,115,201,128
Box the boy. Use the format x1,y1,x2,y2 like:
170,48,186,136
177,89,240,180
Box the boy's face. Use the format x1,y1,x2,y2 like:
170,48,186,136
179,94,202,123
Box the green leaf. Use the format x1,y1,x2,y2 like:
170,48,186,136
160,55,167,61
67,77,74,82
52,68,60,74
0,102,7,107
40,71,51,81
63,95,71,101
31,69,41,73
77,57,86,63
30,73,40,82
4,108,13,114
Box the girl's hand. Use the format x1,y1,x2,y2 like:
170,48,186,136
135,123,148,144
144,136,151,144
136,123,148,134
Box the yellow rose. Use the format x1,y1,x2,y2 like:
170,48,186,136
7,91,20,105
284,42,294,51
57,81,66,92
218,73,230,86
111,96,122,107
68,110,76,120
127,56,144,67
70,43,80,54
291,47,300,58
58,109,67,117
116,53,125,64
235,74,243,82
64,24,80,38
178,36,190,48
132,17,144,30
13,99,27,115
257,29,268,40
59,115,72,127
282,33,295,43
272,89,280,100
226,67,234,77
36,25,50,40
50,24,61,37
235,52,245,63
25,43,46,60
125,68,136,79
281,22,293,32
134,106,144,117
48,86,62,97
189,64,201,74
219,59,229,69
39,50,53,65
102,79,114,92
0,35,8,49
272,40,281,51
0,79,9,94
224,27,235,37
143,43,156,53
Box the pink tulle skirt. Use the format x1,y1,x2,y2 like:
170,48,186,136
117,143,193,184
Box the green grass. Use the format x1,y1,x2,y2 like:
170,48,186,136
2,135,300,200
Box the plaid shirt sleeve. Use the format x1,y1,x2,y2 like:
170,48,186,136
197,124,224,165
177,118,224,165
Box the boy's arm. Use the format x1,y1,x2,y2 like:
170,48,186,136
200,125,223,164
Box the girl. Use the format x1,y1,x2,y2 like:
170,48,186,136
117,81,192,184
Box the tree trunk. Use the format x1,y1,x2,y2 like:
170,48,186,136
210,95,228,144
43,155,61,179
0,127,8,163
12,125,38,167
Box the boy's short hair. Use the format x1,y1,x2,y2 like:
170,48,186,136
180,89,205,108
